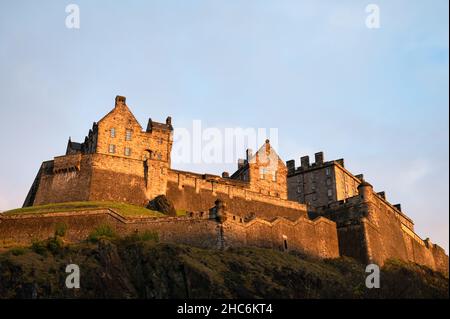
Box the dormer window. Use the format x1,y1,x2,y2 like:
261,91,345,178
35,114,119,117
110,128,116,138
125,129,132,141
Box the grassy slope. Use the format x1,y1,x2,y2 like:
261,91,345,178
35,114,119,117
0,238,447,299
2,201,165,218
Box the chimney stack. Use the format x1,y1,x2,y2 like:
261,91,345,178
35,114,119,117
146,118,153,132
246,149,253,161
265,139,270,153
115,95,126,106
222,172,229,178
238,159,246,170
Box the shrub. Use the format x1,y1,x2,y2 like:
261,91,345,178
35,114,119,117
88,224,117,243
31,236,65,256
123,230,159,243
46,236,64,254
10,247,26,256
54,222,67,237
136,230,159,242
31,240,48,256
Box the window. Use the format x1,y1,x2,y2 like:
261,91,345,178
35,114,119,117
110,128,116,138
272,171,277,182
311,182,316,190
108,144,116,154
283,235,288,251
326,178,332,186
297,186,302,194
158,137,163,144
157,153,162,160
327,189,333,197
125,129,132,141
259,167,265,180
312,194,317,201
325,167,331,176
124,147,131,156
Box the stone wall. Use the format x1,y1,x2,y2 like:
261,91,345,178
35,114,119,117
223,215,339,258
287,156,360,208
166,168,308,221
0,209,339,259
33,156,93,205
315,188,449,275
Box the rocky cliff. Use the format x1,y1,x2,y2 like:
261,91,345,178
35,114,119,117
0,236,447,299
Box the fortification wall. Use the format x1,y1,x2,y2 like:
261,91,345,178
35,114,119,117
0,210,219,248
33,156,93,205
223,215,339,258
166,170,307,220
0,210,338,259
316,195,448,275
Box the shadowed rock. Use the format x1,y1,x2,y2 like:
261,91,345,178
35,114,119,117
147,195,176,216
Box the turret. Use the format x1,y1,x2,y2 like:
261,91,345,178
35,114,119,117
358,180,373,201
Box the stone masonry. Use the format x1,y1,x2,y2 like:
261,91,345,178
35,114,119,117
17,95,448,275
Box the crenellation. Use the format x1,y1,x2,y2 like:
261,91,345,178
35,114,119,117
18,95,448,276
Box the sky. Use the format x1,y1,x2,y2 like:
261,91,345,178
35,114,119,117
0,1,448,251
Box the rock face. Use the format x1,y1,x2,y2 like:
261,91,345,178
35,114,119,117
147,195,176,216
0,239,448,299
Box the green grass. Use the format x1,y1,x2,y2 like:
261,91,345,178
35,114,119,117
176,209,187,216
88,224,117,243
2,201,165,218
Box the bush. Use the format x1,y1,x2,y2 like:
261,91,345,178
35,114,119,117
31,236,65,256
88,224,117,243
123,230,159,244
10,247,26,256
54,222,67,237
31,240,48,256
46,236,64,254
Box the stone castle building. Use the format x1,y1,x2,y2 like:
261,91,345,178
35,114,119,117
4,95,446,274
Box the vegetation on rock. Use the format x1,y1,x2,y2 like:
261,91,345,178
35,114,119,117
0,237,447,299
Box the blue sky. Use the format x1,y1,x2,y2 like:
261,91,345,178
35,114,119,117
0,1,448,250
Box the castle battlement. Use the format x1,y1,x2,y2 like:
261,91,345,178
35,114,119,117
18,95,448,276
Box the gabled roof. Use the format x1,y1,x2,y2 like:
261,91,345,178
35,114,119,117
230,139,286,178
250,140,285,167
97,96,143,130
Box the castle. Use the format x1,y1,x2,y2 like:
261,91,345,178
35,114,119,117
1,96,447,275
